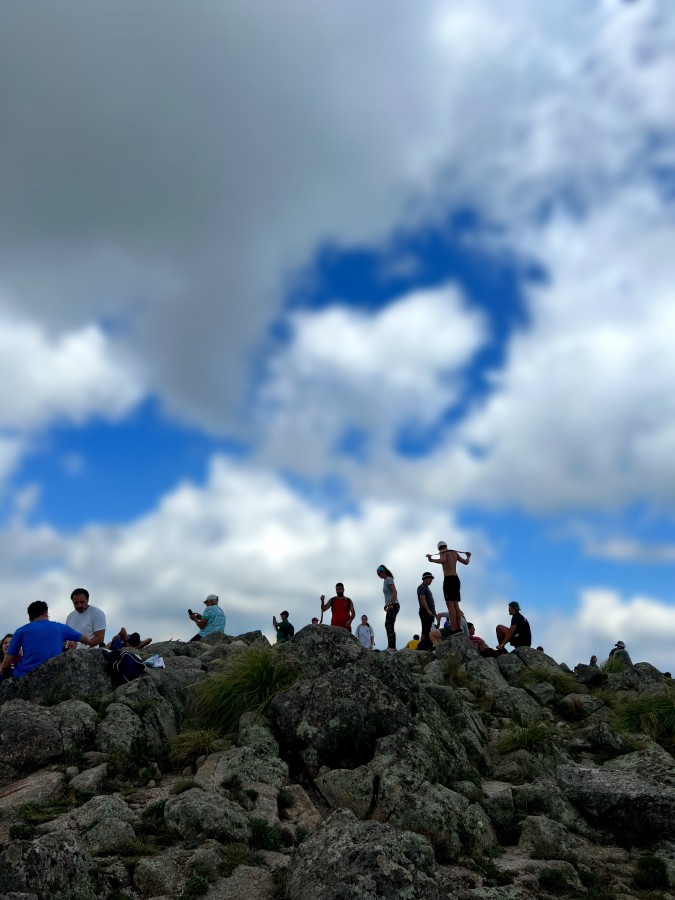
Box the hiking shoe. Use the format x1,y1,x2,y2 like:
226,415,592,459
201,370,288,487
386,647,397,653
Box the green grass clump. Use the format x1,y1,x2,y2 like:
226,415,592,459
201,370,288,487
181,875,209,898
9,823,35,840
191,648,298,736
20,796,76,824
135,799,167,835
249,817,286,851
619,694,675,753
632,852,668,890
497,723,549,754
219,843,257,877
168,728,220,770
538,867,573,895
600,656,626,674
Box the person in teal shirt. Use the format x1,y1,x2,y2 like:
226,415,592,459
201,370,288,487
273,611,295,643
188,594,226,641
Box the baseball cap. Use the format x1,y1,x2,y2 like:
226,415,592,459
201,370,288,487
615,640,625,649
422,571,434,580
376,566,387,574
437,541,447,550
509,601,521,611
205,594,219,603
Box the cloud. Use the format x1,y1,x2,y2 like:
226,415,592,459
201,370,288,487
257,286,485,471
581,537,675,563
0,309,142,432
0,455,488,648
2,0,669,440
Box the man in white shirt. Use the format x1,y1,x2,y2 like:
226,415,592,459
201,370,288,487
65,587,106,649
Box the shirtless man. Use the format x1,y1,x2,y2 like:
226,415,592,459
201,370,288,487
426,541,471,633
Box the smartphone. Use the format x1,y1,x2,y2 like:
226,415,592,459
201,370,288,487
188,608,193,616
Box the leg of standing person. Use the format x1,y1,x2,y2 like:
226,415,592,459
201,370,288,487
443,575,461,631
419,608,434,643
385,603,399,650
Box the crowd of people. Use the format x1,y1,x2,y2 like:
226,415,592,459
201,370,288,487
0,542,643,681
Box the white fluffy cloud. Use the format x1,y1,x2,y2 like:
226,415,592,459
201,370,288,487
258,286,485,470
0,310,141,432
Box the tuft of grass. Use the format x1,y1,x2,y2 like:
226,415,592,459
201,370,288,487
618,694,675,753
578,866,617,900
190,648,298,736
538,866,573,895
521,668,580,696
20,796,77,824
219,843,257,877
249,817,287,851
632,852,669,890
135,799,167,835
474,857,514,887
168,728,220,770
169,778,196,796
496,723,550,754
443,654,470,688
9,823,35,840
181,875,209,898
600,656,626,674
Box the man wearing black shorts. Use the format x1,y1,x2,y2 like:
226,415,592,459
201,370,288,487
426,541,471,633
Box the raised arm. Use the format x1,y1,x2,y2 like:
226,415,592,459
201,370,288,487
456,551,471,566
320,595,332,613
425,554,442,564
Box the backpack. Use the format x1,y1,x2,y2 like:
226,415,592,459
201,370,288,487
102,648,147,688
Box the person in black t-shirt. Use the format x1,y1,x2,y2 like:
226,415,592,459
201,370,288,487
495,602,531,652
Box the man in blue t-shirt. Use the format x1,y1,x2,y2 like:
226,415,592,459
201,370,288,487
0,601,92,679
187,594,226,642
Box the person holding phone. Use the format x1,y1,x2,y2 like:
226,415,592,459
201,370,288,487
188,594,226,642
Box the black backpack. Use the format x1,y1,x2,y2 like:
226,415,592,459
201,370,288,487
103,648,147,688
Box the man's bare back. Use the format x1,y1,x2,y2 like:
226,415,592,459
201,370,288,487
426,547,471,573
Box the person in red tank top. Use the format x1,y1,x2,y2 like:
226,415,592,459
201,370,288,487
320,583,355,632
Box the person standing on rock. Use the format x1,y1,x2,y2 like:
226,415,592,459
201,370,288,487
355,614,374,650
65,588,106,650
273,611,295,643
320,583,355,632
0,601,94,678
425,542,471,634
417,572,437,648
495,601,531,653
188,594,226,642
377,565,399,652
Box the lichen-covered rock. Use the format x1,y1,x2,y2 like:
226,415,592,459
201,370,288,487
462,802,498,857
514,647,568,678
39,793,139,855
518,814,577,855
268,668,410,774
52,699,98,752
194,745,288,790
276,625,365,680
286,809,443,900
387,782,468,859
0,771,65,823
481,780,515,831
134,854,182,896
603,742,675,787
114,676,178,745
238,712,280,755
491,686,542,722
68,763,108,796
1,650,113,707
279,784,323,831
95,701,144,754
2,830,94,898
208,864,276,900
566,722,632,758
164,787,251,842
0,701,63,771
523,681,556,706
314,765,375,818
496,653,526,686
557,693,604,719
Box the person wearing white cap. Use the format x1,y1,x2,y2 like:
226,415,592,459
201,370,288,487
425,541,471,635
188,594,226,642
608,640,633,667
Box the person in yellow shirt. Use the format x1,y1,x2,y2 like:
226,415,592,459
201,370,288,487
405,634,420,650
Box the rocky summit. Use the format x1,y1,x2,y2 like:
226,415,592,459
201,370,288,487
0,628,674,900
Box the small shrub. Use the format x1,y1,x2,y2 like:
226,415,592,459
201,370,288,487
9,823,35,840
619,695,675,753
538,866,572,895
63,746,86,768
497,723,549,754
191,648,298,736
600,656,626,674
443,653,470,688
168,728,220,770
249,817,285,851
190,859,218,881
632,852,669,889
135,799,167,835
244,787,259,803
219,843,257,877
577,867,617,900
182,875,209,898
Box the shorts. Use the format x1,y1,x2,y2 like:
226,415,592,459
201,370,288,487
443,575,461,605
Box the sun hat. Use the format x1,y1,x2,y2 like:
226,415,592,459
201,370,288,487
204,594,219,603
422,572,434,579
615,640,626,649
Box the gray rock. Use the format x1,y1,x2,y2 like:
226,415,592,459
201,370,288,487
314,765,375,818
69,764,108,796
518,814,577,854
566,722,632,757
279,784,322,831
286,808,443,899
268,668,410,774
496,653,526,686
206,865,275,900
276,626,365,680
194,745,288,790
238,712,280,755
0,701,63,771
574,664,607,688
95,701,144,754
557,693,605,719
1,649,112,706
387,782,468,859
511,779,590,833
52,700,98,752
462,802,498,857
139,640,187,658
481,780,515,831
164,787,251,842
41,793,139,855
134,854,182,896
245,781,281,826
0,771,65,823
603,742,675,787
491,686,542,723
2,830,94,897
114,676,178,745
514,647,568,678
524,681,556,706
150,666,209,721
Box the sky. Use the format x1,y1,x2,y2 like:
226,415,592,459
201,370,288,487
0,0,674,670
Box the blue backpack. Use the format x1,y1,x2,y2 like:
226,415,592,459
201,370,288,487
103,648,147,687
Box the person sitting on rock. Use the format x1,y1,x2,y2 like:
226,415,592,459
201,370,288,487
273,611,295,643
405,634,420,650
108,627,152,651
608,641,632,667
589,655,598,668
320,583,355,632
0,601,94,678
65,587,106,649
495,602,531,653
429,622,443,649
355,614,374,650
188,594,226,642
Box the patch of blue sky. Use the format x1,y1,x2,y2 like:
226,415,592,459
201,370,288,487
280,470,360,521
7,399,250,529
